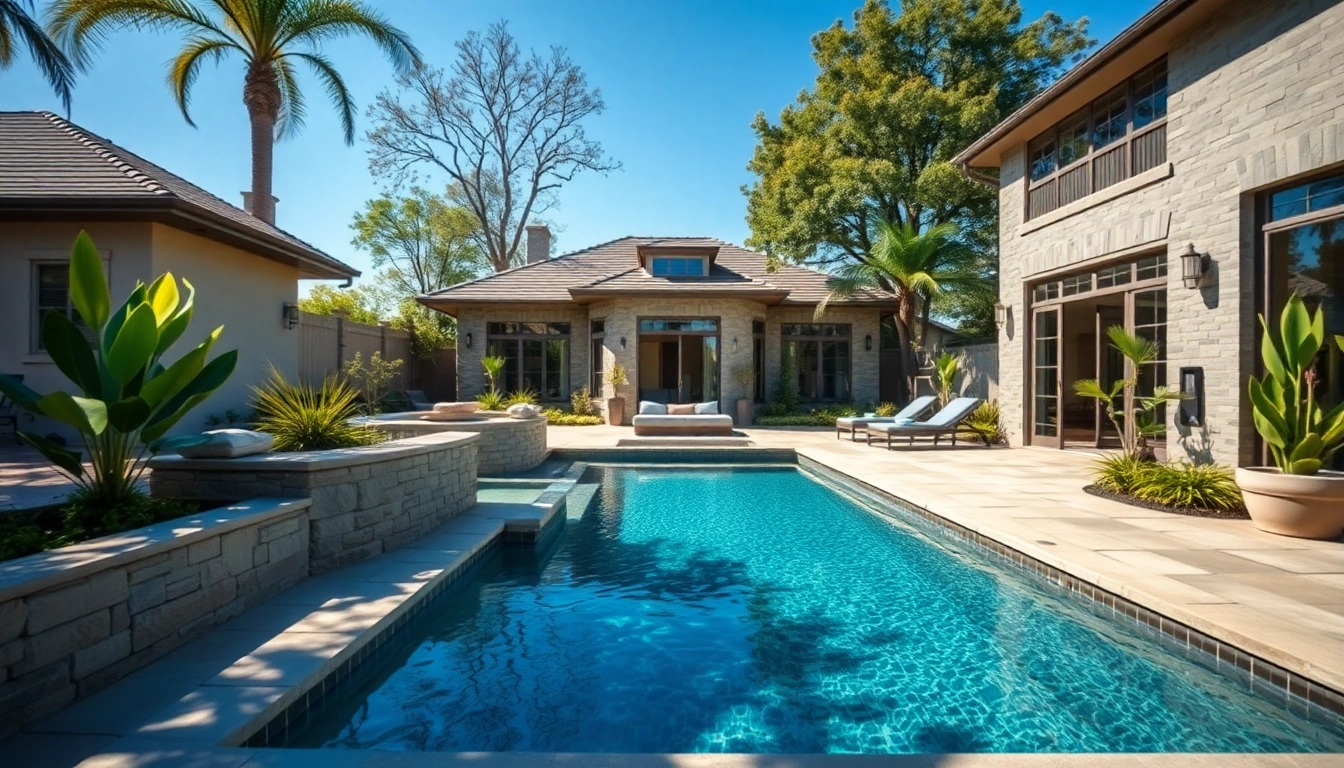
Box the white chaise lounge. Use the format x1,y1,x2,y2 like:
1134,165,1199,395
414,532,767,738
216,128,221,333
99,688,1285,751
834,396,937,441
632,401,734,436
864,397,986,448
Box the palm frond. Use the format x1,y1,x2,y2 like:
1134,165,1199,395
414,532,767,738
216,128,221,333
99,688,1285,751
167,34,240,126
272,54,306,139
286,49,353,143
1,0,76,110
46,0,235,70
1106,324,1159,366
275,0,419,72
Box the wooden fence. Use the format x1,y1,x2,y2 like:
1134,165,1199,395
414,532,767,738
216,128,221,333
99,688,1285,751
298,312,457,401
914,342,999,402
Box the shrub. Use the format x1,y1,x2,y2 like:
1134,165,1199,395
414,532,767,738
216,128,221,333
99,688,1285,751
504,388,539,406
875,402,898,417
959,400,1005,445
1,491,198,563
1092,454,1153,495
773,350,800,413
0,231,236,514
570,386,597,416
251,367,383,452
1130,462,1242,511
756,403,857,426
476,390,507,411
343,351,404,415
605,363,628,389
543,407,603,426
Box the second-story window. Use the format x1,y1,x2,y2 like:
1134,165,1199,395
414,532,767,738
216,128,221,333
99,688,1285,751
1025,57,1169,221
649,257,706,276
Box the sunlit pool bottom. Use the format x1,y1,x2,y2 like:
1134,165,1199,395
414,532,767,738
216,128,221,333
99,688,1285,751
284,466,1344,754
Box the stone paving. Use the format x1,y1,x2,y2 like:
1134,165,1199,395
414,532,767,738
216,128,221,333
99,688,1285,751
0,444,85,512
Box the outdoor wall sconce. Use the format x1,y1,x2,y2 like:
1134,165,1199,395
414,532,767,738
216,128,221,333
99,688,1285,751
1181,243,1210,289
732,337,739,351
620,336,627,350
282,302,300,330
864,334,873,351
994,303,1009,329
464,332,473,349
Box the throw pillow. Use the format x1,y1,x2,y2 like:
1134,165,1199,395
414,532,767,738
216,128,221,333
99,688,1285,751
693,401,719,414
668,403,696,415
176,429,273,459
638,401,668,415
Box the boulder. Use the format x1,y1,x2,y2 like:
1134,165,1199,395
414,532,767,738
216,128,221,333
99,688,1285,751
432,402,478,415
506,404,542,420
176,429,273,459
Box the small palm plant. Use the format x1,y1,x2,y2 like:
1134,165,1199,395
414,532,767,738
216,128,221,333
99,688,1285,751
1073,325,1184,458
934,351,959,407
251,367,381,452
0,231,237,512
481,355,505,394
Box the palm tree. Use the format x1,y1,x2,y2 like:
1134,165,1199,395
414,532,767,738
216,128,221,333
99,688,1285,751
1,0,75,109
819,219,986,401
47,0,421,226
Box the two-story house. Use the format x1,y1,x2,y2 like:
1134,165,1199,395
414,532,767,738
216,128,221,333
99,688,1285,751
954,0,1344,467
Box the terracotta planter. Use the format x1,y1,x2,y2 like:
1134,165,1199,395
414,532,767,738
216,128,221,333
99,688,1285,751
1235,467,1344,539
606,397,625,426
735,398,753,427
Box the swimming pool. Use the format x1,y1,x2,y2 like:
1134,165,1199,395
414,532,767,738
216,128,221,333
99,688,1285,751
288,466,1344,753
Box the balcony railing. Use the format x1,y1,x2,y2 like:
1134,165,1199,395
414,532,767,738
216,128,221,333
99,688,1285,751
1026,121,1167,221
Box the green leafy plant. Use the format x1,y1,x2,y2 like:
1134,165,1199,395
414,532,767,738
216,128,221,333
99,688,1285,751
1249,293,1344,475
0,492,198,563
542,407,603,426
756,403,858,427
959,400,1004,445
1092,454,1154,495
875,402,898,417
476,389,507,412
570,386,597,416
1073,326,1184,459
934,351,959,407
481,355,505,393
251,367,383,452
0,231,238,513
605,363,628,389
343,350,404,415
504,388,539,407
772,347,800,413
730,364,754,399
1130,462,1242,511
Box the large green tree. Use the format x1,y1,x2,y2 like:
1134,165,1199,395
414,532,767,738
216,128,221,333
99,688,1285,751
47,0,421,226
350,186,487,297
745,0,1090,335
2,0,75,109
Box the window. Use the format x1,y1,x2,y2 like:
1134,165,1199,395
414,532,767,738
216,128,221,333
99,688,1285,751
649,257,706,277
1025,58,1169,219
486,322,571,401
639,318,718,333
31,262,94,353
1270,171,1344,221
782,324,851,402
590,320,605,394
1030,255,1166,305
752,320,765,402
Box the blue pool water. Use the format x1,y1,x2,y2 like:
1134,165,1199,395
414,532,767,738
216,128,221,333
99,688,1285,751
293,466,1344,753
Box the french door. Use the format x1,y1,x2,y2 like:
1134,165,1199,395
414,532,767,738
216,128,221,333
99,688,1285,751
1031,307,1063,448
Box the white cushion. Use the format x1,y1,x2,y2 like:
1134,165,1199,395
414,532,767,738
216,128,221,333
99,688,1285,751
693,401,719,415
177,429,272,459
638,401,668,415
631,414,733,426
507,403,542,419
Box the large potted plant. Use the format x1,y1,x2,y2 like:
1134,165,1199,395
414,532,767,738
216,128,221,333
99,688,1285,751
730,365,754,426
1238,294,1344,539
605,363,628,426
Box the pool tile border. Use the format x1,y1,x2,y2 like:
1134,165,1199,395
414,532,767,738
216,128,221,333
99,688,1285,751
797,455,1344,724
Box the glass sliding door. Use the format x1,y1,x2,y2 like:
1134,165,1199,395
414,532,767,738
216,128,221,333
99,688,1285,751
1131,289,1168,454
781,324,852,402
1032,307,1062,448
636,319,720,404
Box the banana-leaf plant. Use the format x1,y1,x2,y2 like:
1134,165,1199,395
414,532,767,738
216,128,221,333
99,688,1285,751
0,231,237,510
1073,325,1184,459
934,351,959,407
1249,293,1344,475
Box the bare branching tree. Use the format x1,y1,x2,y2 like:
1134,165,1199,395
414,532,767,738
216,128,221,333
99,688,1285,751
366,21,618,272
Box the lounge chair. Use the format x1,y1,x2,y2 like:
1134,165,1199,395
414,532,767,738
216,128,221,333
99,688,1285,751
835,396,937,440
864,397,986,448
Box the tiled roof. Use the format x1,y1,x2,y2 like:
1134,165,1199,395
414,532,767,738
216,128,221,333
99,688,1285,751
419,237,896,310
0,111,357,279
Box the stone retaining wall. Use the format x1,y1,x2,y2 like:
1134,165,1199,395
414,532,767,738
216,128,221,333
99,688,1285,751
0,498,311,738
367,415,546,475
149,433,480,574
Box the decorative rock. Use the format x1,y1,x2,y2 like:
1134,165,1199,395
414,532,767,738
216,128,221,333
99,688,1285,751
421,402,482,422
507,404,542,420
176,429,273,459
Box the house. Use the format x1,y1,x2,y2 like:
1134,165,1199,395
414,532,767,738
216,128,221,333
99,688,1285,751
418,229,915,421
953,0,1344,466
0,111,359,437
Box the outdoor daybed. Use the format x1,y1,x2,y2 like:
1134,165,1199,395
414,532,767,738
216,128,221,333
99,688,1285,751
835,396,937,440
632,401,734,436
864,397,986,448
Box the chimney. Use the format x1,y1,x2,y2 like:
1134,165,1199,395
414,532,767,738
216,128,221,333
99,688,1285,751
241,192,279,225
526,224,551,265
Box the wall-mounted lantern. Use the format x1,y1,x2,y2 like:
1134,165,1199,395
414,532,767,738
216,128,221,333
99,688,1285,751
464,332,473,349
283,302,300,330
994,302,1009,329
864,334,873,351
1181,243,1210,289
620,336,627,350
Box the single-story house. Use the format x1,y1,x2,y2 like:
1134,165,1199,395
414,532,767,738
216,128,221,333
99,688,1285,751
418,228,965,422
953,0,1344,467
0,111,359,438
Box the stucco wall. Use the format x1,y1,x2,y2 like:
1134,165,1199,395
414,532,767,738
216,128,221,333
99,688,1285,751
996,0,1344,466
151,224,300,432
0,223,154,441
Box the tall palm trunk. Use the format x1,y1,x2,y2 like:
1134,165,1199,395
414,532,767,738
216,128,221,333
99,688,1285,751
896,292,919,402
244,62,281,225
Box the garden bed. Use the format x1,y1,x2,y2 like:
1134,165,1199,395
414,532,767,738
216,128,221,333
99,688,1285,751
1084,484,1250,520
0,497,208,564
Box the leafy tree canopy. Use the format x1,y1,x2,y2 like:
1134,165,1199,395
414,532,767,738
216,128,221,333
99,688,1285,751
351,186,488,296
744,0,1091,334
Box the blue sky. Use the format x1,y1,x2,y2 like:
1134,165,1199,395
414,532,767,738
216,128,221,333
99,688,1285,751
3,1,1151,290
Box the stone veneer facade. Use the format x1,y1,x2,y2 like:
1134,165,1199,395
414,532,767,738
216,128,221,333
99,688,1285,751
149,434,479,574
368,415,548,475
993,0,1344,466
456,298,885,423
0,498,311,738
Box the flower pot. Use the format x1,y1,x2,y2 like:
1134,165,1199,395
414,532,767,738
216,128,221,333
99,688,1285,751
606,397,625,426
1235,467,1344,539
735,398,753,427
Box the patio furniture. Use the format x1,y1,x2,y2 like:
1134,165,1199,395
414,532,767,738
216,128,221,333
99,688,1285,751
0,374,21,442
405,390,435,411
835,396,937,441
864,397,987,449
632,400,734,436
